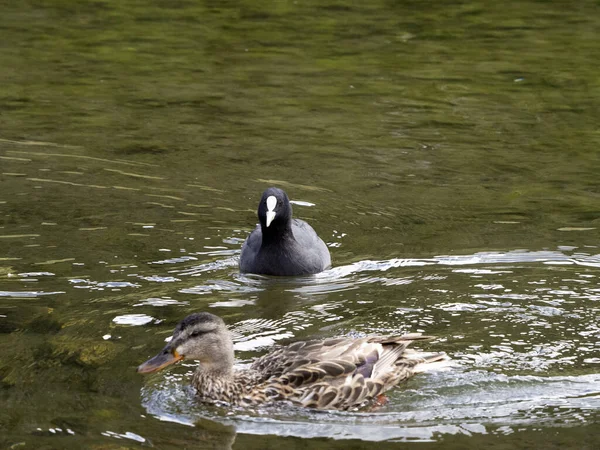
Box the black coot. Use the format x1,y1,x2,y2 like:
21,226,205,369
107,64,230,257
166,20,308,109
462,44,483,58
239,187,331,276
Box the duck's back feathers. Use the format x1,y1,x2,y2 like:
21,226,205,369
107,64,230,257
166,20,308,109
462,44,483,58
247,333,445,409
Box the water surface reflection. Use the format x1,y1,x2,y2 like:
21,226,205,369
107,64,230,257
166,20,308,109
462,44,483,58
121,248,600,442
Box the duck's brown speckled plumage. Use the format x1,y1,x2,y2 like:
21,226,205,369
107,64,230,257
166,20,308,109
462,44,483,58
138,313,447,410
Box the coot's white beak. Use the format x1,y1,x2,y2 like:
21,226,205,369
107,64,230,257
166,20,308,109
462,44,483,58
266,211,276,227
265,195,277,228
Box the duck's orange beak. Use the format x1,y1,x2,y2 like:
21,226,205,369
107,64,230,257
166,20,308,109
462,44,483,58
137,348,183,374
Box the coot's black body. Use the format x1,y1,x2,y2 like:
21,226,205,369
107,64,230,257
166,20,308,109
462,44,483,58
239,187,331,276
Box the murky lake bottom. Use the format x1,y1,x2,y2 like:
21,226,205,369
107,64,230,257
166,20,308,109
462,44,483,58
1,1,600,449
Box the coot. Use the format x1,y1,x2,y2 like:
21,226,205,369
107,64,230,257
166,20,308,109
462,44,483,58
239,187,331,276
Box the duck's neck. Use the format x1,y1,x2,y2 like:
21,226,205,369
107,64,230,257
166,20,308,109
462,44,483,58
197,340,235,377
193,362,233,381
192,363,239,402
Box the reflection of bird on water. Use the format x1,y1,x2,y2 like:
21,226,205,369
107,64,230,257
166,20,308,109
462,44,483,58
138,312,447,410
193,417,237,450
239,187,331,276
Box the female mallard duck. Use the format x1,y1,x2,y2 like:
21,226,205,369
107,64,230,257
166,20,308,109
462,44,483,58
138,312,447,410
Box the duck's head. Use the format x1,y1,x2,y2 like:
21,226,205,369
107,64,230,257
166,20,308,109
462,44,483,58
257,187,292,229
137,312,233,375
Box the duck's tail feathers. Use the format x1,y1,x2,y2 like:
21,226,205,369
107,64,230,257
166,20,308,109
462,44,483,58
408,351,452,373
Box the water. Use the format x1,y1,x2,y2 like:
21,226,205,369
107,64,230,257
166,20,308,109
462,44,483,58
1,0,600,448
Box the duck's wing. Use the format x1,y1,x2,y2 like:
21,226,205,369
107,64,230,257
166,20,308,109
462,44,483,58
261,349,383,409
252,335,431,376
256,334,442,409
250,337,349,378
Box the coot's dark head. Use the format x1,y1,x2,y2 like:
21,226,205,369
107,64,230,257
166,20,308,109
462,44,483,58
257,187,293,230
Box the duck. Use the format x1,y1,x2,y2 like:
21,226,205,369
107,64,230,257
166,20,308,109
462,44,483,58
138,312,447,410
239,187,331,276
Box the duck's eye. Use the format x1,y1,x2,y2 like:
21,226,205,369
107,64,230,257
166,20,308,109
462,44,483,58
189,330,204,338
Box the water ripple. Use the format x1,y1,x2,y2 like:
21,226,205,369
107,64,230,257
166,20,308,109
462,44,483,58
0,290,64,298
129,246,600,441
140,370,600,441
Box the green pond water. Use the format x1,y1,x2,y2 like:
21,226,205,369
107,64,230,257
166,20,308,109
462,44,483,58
1,0,600,448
